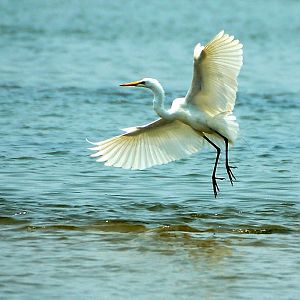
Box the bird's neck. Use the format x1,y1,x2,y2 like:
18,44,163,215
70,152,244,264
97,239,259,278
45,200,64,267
150,82,173,120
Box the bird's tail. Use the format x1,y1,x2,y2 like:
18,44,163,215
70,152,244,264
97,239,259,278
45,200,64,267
207,112,239,144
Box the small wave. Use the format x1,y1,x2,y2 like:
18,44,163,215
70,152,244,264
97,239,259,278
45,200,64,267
11,156,38,160
232,224,292,234
88,220,147,233
0,83,22,90
154,224,201,233
17,220,147,233
146,203,184,212
18,224,80,232
0,216,29,225
6,218,294,236
44,151,70,155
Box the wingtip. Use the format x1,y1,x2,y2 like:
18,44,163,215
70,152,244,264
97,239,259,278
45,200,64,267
194,43,204,60
86,137,98,145
217,30,225,38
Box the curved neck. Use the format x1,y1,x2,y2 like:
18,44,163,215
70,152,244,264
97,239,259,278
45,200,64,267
149,82,173,120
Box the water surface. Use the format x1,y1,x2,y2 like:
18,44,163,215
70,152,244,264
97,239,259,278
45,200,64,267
1,0,300,299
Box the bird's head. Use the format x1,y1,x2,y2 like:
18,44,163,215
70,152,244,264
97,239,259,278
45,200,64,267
120,78,160,90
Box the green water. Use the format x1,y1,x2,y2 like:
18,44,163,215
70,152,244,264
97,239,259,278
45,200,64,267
1,0,300,299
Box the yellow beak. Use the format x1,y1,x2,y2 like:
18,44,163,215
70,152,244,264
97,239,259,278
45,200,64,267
120,80,143,87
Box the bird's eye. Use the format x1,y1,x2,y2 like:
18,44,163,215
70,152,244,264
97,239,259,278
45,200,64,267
140,81,145,85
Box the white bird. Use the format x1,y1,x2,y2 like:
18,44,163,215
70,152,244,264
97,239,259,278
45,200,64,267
89,31,243,197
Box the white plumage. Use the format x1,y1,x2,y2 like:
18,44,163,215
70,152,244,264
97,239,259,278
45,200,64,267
89,119,205,170
88,31,243,197
186,31,243,116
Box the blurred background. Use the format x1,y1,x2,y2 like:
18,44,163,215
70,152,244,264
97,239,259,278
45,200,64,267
0,0,299,299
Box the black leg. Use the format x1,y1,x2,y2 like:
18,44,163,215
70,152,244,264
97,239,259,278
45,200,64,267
223,136,236,185
203,135,224,198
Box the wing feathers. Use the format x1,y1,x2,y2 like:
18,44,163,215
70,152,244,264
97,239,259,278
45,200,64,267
186,30,243,117
89,119,206,170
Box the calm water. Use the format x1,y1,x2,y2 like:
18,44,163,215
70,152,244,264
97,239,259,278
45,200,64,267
1,0,300,299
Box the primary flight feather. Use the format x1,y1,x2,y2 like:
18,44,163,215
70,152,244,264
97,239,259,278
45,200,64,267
88,31,243,197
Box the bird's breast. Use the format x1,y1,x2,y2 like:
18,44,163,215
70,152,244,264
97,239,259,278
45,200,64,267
185,110,213,133
170,100,213,133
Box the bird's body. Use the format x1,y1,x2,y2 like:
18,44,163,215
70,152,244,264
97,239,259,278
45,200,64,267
169,98,219,135
89,31,243,197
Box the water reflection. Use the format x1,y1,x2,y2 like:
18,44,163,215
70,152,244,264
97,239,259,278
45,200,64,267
152,230,232,265
6,217,295,267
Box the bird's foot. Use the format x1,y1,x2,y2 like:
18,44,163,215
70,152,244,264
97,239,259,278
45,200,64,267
226,164,236,185
212,176,225,198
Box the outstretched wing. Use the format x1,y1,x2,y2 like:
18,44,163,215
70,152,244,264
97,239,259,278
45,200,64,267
88,119,206,170
185,30,243,116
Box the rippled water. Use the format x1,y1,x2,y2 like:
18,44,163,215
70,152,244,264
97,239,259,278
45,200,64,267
1,0,300,299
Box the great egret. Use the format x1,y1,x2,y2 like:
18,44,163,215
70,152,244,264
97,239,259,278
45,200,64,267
89,31,243,197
